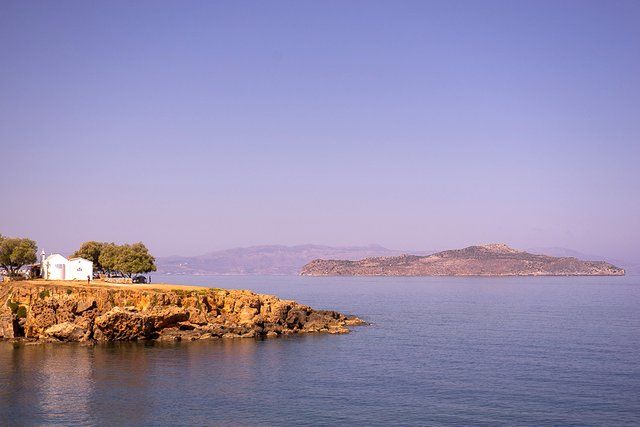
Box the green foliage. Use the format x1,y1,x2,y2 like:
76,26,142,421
6,300,19,314
117,242,157,277
71,241,105,270
6,301,27,319
38,290,50,300
98,243,119,273
16,305,27,319
0,234,37,277
66,288,73,295
98,242,157,277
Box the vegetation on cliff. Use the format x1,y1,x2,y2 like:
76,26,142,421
0,281,364,343
300,244,625,277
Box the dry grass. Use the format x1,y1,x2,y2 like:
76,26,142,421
3,278,210,292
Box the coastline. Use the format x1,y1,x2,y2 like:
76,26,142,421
0,279,365,343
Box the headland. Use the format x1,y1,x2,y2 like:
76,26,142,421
0,279,365,342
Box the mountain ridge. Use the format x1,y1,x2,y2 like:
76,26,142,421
157,244,434,275
299,244,625,277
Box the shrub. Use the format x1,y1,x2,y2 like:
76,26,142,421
38,290,50,300
6,301,18,314
16,305,27,319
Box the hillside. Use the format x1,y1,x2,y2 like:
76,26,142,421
300,244,625,276
157,244,433,275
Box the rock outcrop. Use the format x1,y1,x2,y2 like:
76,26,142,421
0,282,365,342
300,244,625,276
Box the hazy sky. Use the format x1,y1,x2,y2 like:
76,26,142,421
1,1,639,260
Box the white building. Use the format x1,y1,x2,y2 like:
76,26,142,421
42,253,93,281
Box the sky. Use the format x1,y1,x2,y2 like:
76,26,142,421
1,1,639,260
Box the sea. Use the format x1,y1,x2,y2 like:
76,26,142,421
1,275,639,426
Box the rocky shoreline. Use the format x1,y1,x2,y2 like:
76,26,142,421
0,281,365,343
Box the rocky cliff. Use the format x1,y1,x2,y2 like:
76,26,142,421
0,281,364,342
300,244,625,276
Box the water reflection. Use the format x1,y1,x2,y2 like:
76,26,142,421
1,277,638,426
0,338,289,425
39,344,94,425
0,343,95,425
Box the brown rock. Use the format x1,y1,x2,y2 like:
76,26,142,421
94,307,154,341
28,299,58,333
56,299,77,323
0,308,18,339
222,332,241,339
286,308,309,329
45,322,87,341
75,298,96,314
148,306,189,329
0,282,366,342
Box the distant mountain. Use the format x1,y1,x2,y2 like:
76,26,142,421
157,244,434,275
300,244,625,277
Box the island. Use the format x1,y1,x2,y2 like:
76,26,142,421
300,244,625,276
0,280,365,342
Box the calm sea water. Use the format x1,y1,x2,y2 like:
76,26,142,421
1,275,639,426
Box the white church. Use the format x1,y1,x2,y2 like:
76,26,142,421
41,251,93,281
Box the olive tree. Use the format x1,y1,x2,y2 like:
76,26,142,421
117,242,156,277
0,234,38,277
97,243,119,274
71,241,106,271
97,242,156,278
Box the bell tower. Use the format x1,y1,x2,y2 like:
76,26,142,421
41,249,46,278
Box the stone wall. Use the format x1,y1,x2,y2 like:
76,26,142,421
103,277,133,284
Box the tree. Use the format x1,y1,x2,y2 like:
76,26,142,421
0,235,38,277
71,241,106,271
98,243,119,274
97,242,156,278
116,242,156,277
